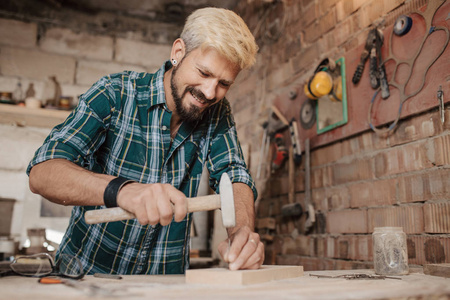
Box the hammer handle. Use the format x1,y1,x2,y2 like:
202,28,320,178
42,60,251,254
84,194,220,224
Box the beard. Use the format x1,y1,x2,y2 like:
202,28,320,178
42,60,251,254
170,62,217,124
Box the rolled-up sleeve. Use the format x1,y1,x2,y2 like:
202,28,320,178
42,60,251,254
26,76,115,175
207,110,258,201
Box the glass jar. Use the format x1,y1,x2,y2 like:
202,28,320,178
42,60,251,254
372,227,409,275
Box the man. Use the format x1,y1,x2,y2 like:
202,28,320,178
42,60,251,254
27,7,264,275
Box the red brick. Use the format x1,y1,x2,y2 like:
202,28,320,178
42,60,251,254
389,110,439,147
327,210,368,233
291,43,320,74
311,165,333,189
407,236,450,265
295,235,311,256
367,206,424,234
318,0,340,15
311,236,326,257
398,169,450,203
349,178,397,208
320,8,337,35
333,14,356,47
358,0,384,29
355,235,373,261
301,1,318,28
424,203,450,233
311,141,344,166
268,175,289,197
304,20,322,43
429,135,450,166
311,188,329,211
374,142,433,178
332,158,373,185
326,186,351,210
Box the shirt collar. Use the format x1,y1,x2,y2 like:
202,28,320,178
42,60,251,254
147,60,173,110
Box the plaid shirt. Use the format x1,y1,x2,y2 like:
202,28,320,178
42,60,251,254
27,61,257,275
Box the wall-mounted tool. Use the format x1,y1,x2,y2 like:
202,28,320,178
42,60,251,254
304,58,335,100
369,0,449,136
289,120,302,165
271,133,288,170
352,28,390,99
303,138,315,232
281,146,303,219
394,15,413,36
437,86,444,124
300,99,316,129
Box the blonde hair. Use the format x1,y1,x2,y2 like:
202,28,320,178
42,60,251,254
181,7,258,70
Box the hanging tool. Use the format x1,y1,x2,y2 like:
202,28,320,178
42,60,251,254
394,15,413,36
437,86,444,124
271,133,288,170
352,29,376,85
304,138,315,232
85,173,236,227
352,28,390,99
289,120,302,165
281,146,303,218
369,0,449,135
299,99,316,129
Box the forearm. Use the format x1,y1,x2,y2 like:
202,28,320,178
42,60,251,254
227,182,255,236
29,159,114,206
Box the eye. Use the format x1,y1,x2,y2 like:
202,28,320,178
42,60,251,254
198,69,209,77
219,81,231,88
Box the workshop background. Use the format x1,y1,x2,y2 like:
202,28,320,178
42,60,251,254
0,0,449,271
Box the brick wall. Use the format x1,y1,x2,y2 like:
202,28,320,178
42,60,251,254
0,17,173,106
231,0,450,270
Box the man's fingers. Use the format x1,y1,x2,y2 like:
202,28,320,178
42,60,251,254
169,188,188,222
228,234,263,271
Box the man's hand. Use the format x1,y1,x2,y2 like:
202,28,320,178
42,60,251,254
218,226,264,270
117,183,188,226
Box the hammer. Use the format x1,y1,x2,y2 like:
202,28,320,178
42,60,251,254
84,173,236,227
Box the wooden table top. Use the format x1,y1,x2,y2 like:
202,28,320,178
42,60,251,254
0,269,449,300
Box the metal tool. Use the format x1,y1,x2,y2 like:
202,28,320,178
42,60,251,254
352,29,377,85
271,133,288,171
84,173,236,228
437,85,444,124
289,120,302,165
309,273,402,280
368,0,449,135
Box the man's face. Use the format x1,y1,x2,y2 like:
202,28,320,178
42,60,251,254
170,47,240,123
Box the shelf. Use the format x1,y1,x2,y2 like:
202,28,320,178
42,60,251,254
0,104,70,128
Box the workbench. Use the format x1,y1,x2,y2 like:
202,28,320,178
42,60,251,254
1,269,449,300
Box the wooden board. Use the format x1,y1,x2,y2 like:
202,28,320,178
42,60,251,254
185,265,303,285
423,263,450,278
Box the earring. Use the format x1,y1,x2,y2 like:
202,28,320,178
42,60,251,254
172,59,177,65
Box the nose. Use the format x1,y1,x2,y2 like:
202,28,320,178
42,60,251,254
202,79,218,101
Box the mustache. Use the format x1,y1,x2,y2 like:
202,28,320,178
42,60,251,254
186,86,216,104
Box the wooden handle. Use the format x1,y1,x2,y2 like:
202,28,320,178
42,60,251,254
85,194,221,224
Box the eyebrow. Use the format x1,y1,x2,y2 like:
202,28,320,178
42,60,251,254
197,64,235,86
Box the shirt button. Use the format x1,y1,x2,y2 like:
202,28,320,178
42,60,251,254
162,125,168,131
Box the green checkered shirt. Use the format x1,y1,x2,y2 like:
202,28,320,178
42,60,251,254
27,61,257,275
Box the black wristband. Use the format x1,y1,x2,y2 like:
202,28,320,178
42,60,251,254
103,177,135,208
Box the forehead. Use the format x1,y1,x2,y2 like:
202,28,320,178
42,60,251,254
184,47,240,81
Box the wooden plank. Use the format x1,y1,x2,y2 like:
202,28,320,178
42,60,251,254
185,265,303,285
423,263,450,278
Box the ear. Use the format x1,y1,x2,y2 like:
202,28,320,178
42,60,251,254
170,38,186,64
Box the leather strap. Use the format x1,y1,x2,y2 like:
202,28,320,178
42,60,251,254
103,177,135,208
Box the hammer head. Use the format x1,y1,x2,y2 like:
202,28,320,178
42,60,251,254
219,173,236,228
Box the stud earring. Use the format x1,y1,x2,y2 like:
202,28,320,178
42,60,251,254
172,59,177,65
